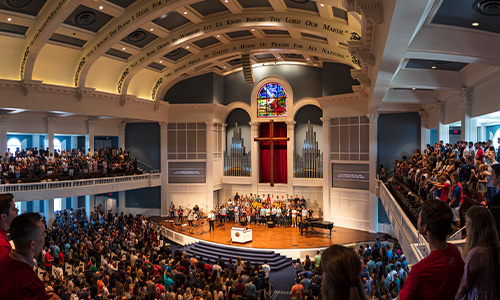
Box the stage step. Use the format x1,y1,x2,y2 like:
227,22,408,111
181,242,292,271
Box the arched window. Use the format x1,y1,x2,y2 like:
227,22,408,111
257,82,287,118
53,138,62,152
7,137,21,154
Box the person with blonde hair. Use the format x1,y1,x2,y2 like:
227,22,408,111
455,206,500,299
321,244,368,300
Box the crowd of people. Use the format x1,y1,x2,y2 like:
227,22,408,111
394,139,500,224
0,146,139,182
170,193,315,230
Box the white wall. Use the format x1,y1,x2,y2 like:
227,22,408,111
329,187,370,232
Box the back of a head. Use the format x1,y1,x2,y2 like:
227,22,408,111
420,200,453,241
464,206,500,257
10,212,42,250
321,244,367,300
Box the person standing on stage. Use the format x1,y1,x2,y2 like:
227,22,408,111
177,206,184,223
234,192,240,204
169,202,175,219
308,207,314,218
220,205,227,225
234,204,240,223
0,193,18,261
208,210,215,232
187,210,194,229
292,206,298,227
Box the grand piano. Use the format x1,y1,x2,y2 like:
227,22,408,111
299,218,334,236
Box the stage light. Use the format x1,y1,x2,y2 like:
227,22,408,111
472,22,479,27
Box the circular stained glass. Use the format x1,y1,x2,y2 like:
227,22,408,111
257,82,287,118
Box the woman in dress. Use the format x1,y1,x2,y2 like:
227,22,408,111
455,206,500,299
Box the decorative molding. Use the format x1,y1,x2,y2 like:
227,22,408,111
88,119,95,130
0,114,8,126
418,110,429,121
286,120,296,130
343,0,383,25
46,117,55,129
348,41,375,66
249,122,260,132
120,94,127,107
366,113,378,123
320,117,330,127
119,122,127,133
316,92,366,104
459,87,473,109
159,122,168,131
435,101,445,116
350,69,371,86
19,80,43,97
205,121,215,131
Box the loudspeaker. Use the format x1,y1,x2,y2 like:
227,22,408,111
267,221,274,228
240,220,247,226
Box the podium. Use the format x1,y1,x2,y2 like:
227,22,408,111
231,227,253,243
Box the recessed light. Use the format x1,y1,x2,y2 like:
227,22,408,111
99,6,103,10
184,11,187,14
150,28,154,31
159,60,163,63
225,0,228,2
217,35,220,38
472,22,479,27
223,66,226,68
320,3,324,7
412,88,416,90
122,47,126,50
306,58,310,60
7,17,11,22
431,66,436,69
251,29,254,31
186,46,189,49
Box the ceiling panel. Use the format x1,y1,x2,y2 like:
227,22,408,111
64,5,114,33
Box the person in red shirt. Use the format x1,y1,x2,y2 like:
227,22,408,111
0,193,18,261
396,200,464,300
0,213,46,300
45,248,54,275
154,275,167,299
433,176,451,203
291,277,304,299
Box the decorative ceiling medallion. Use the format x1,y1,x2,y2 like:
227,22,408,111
284,53,302,59
74,11,97,26
474,0,500,16
165,49,181,57
128,30,146,42
5,0,31,8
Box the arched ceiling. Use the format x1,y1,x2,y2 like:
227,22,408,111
0,0,362,101
1,0,498,119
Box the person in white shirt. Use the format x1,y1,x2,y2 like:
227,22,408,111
208,210,215,231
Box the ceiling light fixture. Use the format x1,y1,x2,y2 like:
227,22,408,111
217,35,220,37
122,47,126,50
225,0,228,2
431,66,436,69
320,3,324,7
160,60,163,63
99,6,103,10
7,17,11,22
186,46,189,49
251,29,255,31
184,11,187,14
472,22,479,27
412,87,416,90
150,28,154,31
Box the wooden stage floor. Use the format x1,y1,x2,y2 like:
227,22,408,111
157,218,377,249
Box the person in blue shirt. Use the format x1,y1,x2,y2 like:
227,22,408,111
449,173,463,229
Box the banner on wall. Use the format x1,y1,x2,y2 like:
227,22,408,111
332,163,369,190
168,162,206,183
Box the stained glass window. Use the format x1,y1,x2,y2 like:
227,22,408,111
257,82,287,118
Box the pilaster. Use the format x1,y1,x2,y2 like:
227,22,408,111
159,122,168,217
205,122,215,212
367,113,378,233
46,117,55,154
321,117,331,221
286,121,296,196
250,122,260,192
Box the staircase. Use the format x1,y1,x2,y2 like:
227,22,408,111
181,241,293,271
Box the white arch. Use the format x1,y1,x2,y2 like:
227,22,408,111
293,98,322,118
7,137,22,153
224,102,252,123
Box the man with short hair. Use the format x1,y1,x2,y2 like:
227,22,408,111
0,213,46,299
396,200,464,300
0,193,18,261
486,150,498,205
489,164,500,208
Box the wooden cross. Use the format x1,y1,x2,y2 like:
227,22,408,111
254,120,290,186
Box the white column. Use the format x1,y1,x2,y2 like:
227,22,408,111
46,117,54,155
119,191,127,215
85,194,94,221
159,122,169,217
44,199,55,229
86,120,95,155
20,201,28,214
33,200,40,214
460,88,475,143
118,122,126,150
321,117,331,221
71,197,78,210
436,101,448,144
286,121,295,196
0,115,7,155
205,122,215,212
70,136,77,149
32,134,40,150
368,114,379,233
418,110,430,151
250,122,260,192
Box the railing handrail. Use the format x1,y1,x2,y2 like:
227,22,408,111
447,225,466,241
0,173,161,193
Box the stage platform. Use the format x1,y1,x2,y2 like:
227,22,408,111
154,217,377,250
